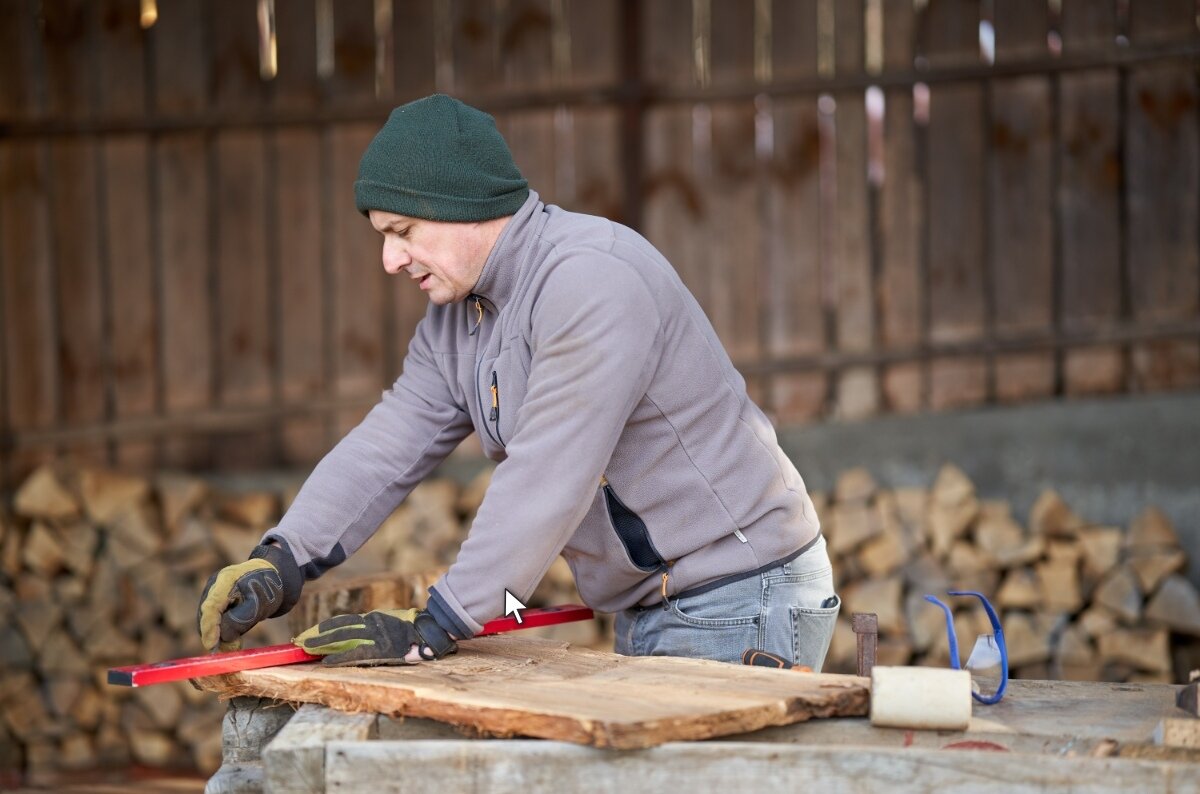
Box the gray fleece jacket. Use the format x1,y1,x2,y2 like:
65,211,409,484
265,191,820,638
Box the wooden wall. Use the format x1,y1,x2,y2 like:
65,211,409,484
1,0,1198,487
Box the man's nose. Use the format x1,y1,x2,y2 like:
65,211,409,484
382,240,410,274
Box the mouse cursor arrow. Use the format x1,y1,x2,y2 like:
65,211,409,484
504,589,527,624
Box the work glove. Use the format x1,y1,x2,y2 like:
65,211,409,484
293,608,458,667
197,542,303,652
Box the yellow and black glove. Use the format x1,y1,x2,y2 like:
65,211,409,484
197,542,303,652
293,608,457,667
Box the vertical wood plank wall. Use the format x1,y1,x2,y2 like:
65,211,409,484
1,0,1198,487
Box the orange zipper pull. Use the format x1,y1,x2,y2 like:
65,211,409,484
489,371,499,421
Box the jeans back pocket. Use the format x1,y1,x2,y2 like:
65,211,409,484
791,593,840,672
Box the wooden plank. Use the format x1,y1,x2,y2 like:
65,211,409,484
831,0,875,419
0,0,45,123
0,141,57,479
1125,61,1200,391
642,0,693,88
275,129,329,465
764,1,824,422
214,131,274,467
330,124,387,436
499,0,555,92
150,0,206,116
100,137,158,468
262,703,377,794
152,0,210,466
48,138,108,464
878,0,922,414
989,6,1053,404
643,105,709,337
156,134,213,467
392,0,436,101
325,739,1190,793
41,0,94,121
926,81,987,409
324,0,377,107
273,0,329,464
923,0,986,411
1129,0,1198,46
1058,3,1123,395
1058,0,1117,55
275,0,321,113
710,0,754,87
919,0,979,69
95,0,150,119
695,4,760,403
197,636,869,749
96,0,156,468
566,107,622,220
563,0,619,91
449,0,500,96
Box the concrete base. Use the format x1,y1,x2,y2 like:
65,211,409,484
777,392,1200,580
205,697,295,794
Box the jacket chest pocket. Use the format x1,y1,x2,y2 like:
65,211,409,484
479,347,529,447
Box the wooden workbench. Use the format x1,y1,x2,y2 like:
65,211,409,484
211,678,1199,793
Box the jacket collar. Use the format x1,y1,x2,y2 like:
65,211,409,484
468,190,544,315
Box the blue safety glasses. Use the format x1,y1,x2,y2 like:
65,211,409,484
924,590,1008,704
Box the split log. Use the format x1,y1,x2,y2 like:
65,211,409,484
842,577,905,636
834,467,877,503
211,520,260,565
78,467,150,524
1004,612,1052,667
996,568,1041,610
857,530,909,577
947,541,989,576
39,630,90,677
1126,507,1179,550
15,596,63,655
905,590,946,652
155,473,210,536
22,521,66,576
55,522,99,579
828,502,881,556
287,571,439,636
14,465,80,522
59,731,97,770
134,682,185,730
1128,548,1186,594
456,467,493,518
1036,559,1083,614
1077,606,1118,639
217,491,279,529
1078,527,1123,579
1091,566,1143,624
1029,489,1084,536
1144,575,1200,636
69,686,105,732
1098,629,1171,674
931,464,975,506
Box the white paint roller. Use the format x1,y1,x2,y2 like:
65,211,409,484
870,666,973,730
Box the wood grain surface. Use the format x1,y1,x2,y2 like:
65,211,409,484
195,635,868,749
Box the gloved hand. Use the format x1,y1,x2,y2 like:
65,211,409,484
197,542,303,652
293,608,458,666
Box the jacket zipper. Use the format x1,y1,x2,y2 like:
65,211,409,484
489,372,500,422
468,295,483,336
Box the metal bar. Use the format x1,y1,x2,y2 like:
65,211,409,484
4,42,1198,139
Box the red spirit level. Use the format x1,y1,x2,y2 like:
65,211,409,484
108,604,593,687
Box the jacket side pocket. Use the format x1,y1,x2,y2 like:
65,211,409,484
601,479,663,571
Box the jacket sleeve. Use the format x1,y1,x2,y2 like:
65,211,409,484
427,255,662,636
263,315,474,579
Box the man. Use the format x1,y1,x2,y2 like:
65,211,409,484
197,94,838,669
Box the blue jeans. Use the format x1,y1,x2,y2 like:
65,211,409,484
613,535,839,670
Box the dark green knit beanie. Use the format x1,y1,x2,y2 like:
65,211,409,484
355,94,529,222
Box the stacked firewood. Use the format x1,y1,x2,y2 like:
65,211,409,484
818,465,1200,683
2,459,1197,784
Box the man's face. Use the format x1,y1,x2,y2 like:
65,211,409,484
368,210,494,305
